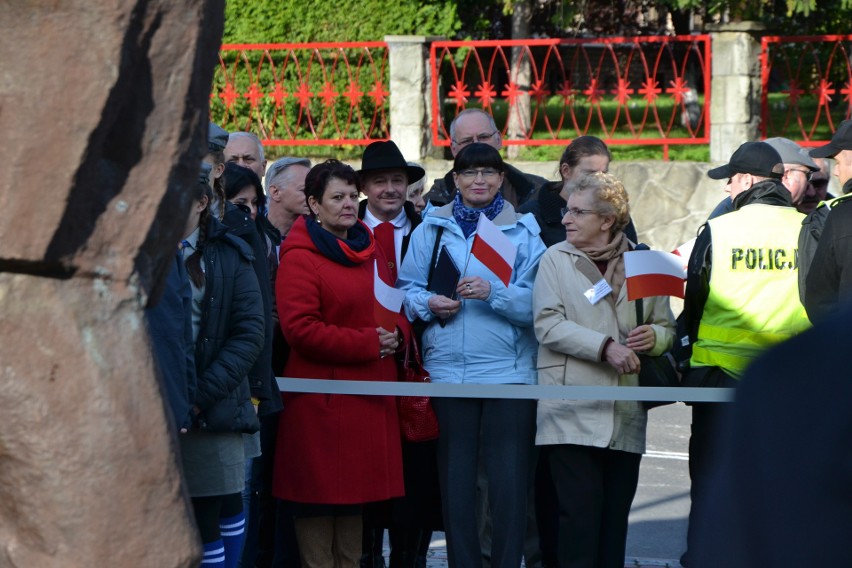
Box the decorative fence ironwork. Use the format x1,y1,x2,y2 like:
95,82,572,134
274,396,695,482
429,36,711,156
211,42,390,146
761,35,852,145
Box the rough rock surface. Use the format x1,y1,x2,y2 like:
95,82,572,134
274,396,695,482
0,1,224,566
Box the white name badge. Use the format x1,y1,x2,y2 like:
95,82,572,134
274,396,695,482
584,278,612,305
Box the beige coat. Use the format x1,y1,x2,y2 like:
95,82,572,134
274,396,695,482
533,241,675,454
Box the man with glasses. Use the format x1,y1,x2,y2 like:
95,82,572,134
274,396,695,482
679,140,811,567
798,154,833,215
423,108,546,208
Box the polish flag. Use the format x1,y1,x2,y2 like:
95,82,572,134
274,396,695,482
471,213,517,286
624,249,686,301
374,260,405,331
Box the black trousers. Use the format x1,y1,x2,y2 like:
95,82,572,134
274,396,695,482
432,397,536,568
683,400,732,564
548,444,641,568
682,367,738,565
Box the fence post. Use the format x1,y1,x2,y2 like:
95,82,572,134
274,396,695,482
708,21,765,162
385,35,445,162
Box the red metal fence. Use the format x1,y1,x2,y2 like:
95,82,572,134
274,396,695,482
430,36,711,155
211,36,852,151
761,35,852,145
211,42,390,146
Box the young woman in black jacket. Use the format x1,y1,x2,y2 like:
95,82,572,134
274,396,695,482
180,165,265,568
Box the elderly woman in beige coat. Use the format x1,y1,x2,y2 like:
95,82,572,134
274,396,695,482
532,172,675,568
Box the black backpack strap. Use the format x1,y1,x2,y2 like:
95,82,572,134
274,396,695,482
426,226,444,288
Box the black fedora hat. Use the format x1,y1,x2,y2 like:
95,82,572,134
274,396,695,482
359,140,425,183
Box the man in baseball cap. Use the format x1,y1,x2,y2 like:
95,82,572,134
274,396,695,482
680,139,810,566
811,119,852,195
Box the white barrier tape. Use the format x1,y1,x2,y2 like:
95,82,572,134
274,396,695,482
277,377,735,403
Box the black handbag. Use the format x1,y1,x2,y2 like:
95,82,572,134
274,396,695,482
635,297,681,409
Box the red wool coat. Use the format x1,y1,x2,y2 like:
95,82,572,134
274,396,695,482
273,217,404,504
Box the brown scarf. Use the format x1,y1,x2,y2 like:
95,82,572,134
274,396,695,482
582,232,628,300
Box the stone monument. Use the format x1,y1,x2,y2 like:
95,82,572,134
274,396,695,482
0,1,224,566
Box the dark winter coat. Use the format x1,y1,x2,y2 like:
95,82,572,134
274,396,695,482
222,202,282,415
804,183,852,322
193,215,264,434
145,251,197,431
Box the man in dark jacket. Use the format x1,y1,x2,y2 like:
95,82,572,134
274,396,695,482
423,109,546,209
802,120,852,322
690,300,852,568
356,139,427,568
679,141,812,567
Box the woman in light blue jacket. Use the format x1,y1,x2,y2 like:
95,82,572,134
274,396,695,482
398,143,546,568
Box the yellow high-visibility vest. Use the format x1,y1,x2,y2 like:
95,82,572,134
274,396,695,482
690,203,811,378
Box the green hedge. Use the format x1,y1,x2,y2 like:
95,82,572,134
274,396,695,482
223,0,461,44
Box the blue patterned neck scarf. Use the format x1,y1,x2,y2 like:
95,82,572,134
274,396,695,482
452,191,505,238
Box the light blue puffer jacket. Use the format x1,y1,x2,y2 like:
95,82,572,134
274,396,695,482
398,202,546,385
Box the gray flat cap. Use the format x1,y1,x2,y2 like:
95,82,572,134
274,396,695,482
208,123,229,153
764,137,819,171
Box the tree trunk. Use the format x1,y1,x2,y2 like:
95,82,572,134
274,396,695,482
507,0,532,160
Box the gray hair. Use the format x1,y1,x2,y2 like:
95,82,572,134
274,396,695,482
228,131,265,162
449,108,498,141
406,161,425,195
265,157,312,195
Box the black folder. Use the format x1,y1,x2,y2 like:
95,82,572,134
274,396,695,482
428,245,461,300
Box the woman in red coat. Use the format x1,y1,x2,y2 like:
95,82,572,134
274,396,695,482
273,159,404,567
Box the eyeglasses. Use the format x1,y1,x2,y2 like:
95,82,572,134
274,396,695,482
458,168,501,181
810,178,829,189
560,207,599,217
786,168,813,182
453,131,498,147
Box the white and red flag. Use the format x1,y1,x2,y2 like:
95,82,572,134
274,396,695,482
624,249,686,301
374,260,405,330
471,213,517,286
671,237,696,274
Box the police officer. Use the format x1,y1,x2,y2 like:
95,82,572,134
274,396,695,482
679,141,812,567
801,120,852,321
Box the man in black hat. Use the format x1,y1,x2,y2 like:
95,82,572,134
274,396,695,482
358,140,426,284
355,140,433,568
422,109,546,209
800,120,852,321
678,141,812,567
